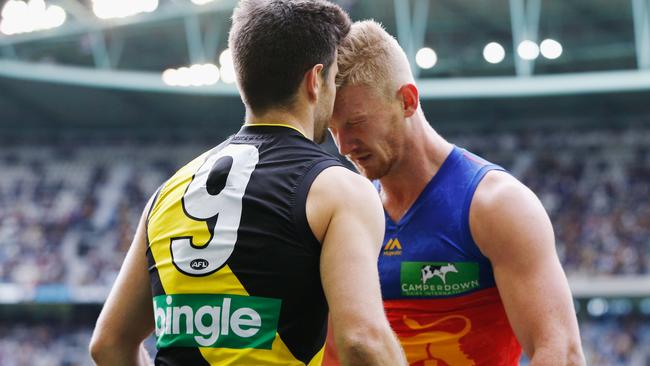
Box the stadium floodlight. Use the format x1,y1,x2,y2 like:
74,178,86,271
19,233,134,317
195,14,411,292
586,298,608,317
220,65,236,84
176,67,192,87
162,63,221,87
92,0,159,20
517,40,539,61
415,47,437,69
188,64,205,86
540,38,563,60
0,0,66,35
201,63,220,85
218,49,236,84
219,49,233,68
483,42,505,64
191,0,216,5
162,68,178,86
45,4,66,27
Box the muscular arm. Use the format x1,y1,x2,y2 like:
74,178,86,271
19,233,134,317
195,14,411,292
89,198,155,366
307,166,406,366
470,171,585,366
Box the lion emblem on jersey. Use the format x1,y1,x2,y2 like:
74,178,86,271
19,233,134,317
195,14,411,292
399,315,473,366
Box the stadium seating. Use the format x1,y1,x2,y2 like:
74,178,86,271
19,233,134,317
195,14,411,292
0,127,649,363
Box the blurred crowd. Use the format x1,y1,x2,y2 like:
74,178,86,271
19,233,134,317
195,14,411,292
1,127,649,287
0,139,205,286
580,317,650,366
0,324,92,366
453,126,650,276
0,126,649,363
0,318,646,365
0,322,157,366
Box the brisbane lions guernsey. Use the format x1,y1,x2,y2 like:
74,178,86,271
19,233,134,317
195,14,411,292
146,125,342,365
379,146,522,366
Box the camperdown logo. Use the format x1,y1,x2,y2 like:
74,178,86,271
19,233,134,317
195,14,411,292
400,262,480,297
421,263,457,285
153,294,281,349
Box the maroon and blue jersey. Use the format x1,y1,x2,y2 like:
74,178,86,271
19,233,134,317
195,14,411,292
379,146,522,366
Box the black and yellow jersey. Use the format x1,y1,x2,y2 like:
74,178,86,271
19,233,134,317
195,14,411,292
146,125,342,365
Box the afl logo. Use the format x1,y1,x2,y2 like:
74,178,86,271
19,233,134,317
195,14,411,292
190,259,209,270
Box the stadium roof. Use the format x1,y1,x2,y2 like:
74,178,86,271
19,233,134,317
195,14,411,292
0,0,649,130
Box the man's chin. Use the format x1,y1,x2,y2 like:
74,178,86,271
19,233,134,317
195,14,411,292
359,162,390,181
362,171,381,180
345,157,364,174
354,163,380,180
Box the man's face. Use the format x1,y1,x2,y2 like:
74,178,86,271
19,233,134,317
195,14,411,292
329,84,403,180
313,55,338,144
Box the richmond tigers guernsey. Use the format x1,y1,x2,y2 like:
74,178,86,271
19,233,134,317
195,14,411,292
146,125,342,366
378,146,522,366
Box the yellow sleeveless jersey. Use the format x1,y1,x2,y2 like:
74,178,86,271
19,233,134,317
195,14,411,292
146,125,342,365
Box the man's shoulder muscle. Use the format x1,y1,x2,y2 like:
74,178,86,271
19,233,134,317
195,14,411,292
306,166,382,243
469,170,552,260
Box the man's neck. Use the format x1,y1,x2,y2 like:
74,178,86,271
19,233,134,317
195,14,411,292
245,107,313,140
379,117,453,222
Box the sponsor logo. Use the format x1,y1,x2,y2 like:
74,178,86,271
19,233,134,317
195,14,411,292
421,263,457,285
153,294,281,349
383,238,402,256
401,262,480,297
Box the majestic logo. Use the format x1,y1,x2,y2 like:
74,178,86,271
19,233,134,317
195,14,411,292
401,262,480,297
421,263,458,285
153,293,281,349
383,238,403,256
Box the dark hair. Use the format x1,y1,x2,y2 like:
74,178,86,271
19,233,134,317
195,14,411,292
228,0,351,115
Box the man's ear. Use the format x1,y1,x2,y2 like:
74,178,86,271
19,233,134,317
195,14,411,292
305,64,324,102
398,84,419,118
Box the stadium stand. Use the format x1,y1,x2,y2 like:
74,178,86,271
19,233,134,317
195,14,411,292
1,127,648,290
0,126,648,363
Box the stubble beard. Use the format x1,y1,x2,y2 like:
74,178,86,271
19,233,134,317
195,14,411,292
313,114,328,144
344,150,388,180
313,89,334,144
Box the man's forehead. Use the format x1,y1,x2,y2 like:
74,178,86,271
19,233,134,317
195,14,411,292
337,84,376,106
334,92,367,119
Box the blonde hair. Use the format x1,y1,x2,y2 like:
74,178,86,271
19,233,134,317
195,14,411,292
336,20,414,99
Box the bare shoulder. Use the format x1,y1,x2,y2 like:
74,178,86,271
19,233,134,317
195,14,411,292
307,166,383,242
471,169,544,222
470,170,554,261
315,165,376,188
471,170,533,209
310,165,380,205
